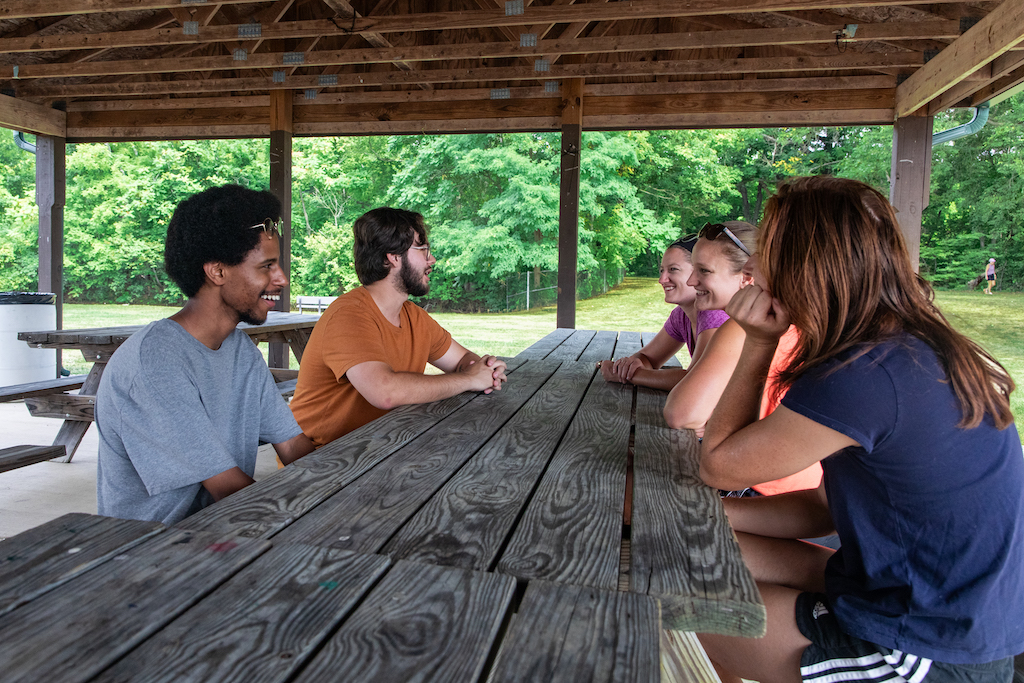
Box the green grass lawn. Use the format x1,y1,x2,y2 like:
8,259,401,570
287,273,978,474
60,280,1021,439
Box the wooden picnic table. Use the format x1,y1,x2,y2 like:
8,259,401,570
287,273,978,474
10,311,319,463
0,328,764,682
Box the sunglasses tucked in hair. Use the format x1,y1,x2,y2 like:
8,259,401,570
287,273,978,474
670,235,699,253
248,218,283,235
699,222,752,256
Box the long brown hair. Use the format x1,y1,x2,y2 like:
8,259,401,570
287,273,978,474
760,176,1014,429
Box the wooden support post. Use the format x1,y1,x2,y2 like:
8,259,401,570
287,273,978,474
557,79,583,330
269,90,293,369
36,135,66,378
889,116,933,272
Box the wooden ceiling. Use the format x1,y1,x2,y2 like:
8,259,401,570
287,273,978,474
2,0,1024,142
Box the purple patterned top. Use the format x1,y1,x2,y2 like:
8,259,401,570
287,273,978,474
662,307,730,356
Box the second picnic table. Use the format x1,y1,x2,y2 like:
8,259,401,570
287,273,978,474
11,310,320,462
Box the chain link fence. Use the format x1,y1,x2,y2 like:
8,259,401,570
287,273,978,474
504,267,624,311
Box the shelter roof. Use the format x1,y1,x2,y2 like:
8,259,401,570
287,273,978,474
2,0,1023,141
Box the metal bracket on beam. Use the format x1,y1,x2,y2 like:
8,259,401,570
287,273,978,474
534,59,550,72
238,23,262,38
304,89,318,100
490,88,511,100
272,71,286,83
233,49,248,61
545,81,560,93
959,16,981,33
520,33,537,47
318,74,338,86
283,52,305,65
182,21,199,35
505,0,524,16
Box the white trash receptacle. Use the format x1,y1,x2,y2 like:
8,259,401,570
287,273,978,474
0,292,57,385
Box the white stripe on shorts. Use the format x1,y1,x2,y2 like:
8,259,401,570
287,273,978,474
802,649,933,683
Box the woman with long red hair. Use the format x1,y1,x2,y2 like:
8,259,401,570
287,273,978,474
698,176,1024,682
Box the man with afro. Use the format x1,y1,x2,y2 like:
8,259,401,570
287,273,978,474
96,184,314,524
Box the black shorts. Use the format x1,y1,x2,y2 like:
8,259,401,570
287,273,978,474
987,274,996,281
795,593,1013,683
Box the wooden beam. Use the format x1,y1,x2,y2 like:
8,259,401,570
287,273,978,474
556,79,583,331
64,108,896,142
15,53,923,99
889,116,933,270
0,2,980,52
969,61,1024,104
895,0,1024,116
0,94,66,136
36,134,66,363
927,49,1024,112
0,23,951,81
322,0,425,80
60,75,894,113
63,88,889,133
0,0,254,19
269,90,292,370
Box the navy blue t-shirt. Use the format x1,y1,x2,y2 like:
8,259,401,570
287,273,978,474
782,334,1024,663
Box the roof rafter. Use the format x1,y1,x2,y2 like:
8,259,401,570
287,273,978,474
895,0,1024,115
16,52,922,98
0,0,976,51
2,22,949,80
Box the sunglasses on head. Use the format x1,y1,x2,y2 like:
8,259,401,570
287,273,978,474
698,222,752,256
248,218,283,235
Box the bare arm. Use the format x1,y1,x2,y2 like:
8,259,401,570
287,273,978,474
600,330,686,390
662,319,745,430
627,322,728,391
346,340,507,410
699,285,858,490
273,432,316,465
202,466,255,502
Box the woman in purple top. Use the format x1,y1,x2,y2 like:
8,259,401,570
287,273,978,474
599,236,729,391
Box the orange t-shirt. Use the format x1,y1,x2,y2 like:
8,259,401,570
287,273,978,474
290,287,452,447
753,326,823,496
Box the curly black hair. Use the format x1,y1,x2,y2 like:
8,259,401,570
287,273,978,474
353,207,428,285
164,184,282,298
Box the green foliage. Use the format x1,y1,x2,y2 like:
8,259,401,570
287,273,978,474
290,136,397,295
922,99,1024,289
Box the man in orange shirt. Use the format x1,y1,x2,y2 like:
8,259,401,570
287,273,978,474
290,208,507,447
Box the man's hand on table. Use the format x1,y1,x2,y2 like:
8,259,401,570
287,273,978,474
460,354,507,394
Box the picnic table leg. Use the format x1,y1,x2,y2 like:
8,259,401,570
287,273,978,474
288,329,310,364
51,361,105,463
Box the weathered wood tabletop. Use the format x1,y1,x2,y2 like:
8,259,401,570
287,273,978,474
12,310,320,462
0,328,764,682
180,328,764,636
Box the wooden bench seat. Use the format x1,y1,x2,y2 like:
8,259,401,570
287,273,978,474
0,445,67,474
0,376,89,403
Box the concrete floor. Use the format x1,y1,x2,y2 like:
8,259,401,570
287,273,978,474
0,401,280,540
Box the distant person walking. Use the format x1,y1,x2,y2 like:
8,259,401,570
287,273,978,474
984,257,997,294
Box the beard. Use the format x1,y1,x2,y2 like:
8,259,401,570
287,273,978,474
399,257,430,297
236,307,266,325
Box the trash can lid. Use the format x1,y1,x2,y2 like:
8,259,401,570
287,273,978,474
0,292,56,304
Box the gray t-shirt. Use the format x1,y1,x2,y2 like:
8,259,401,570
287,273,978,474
96,318,302,524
